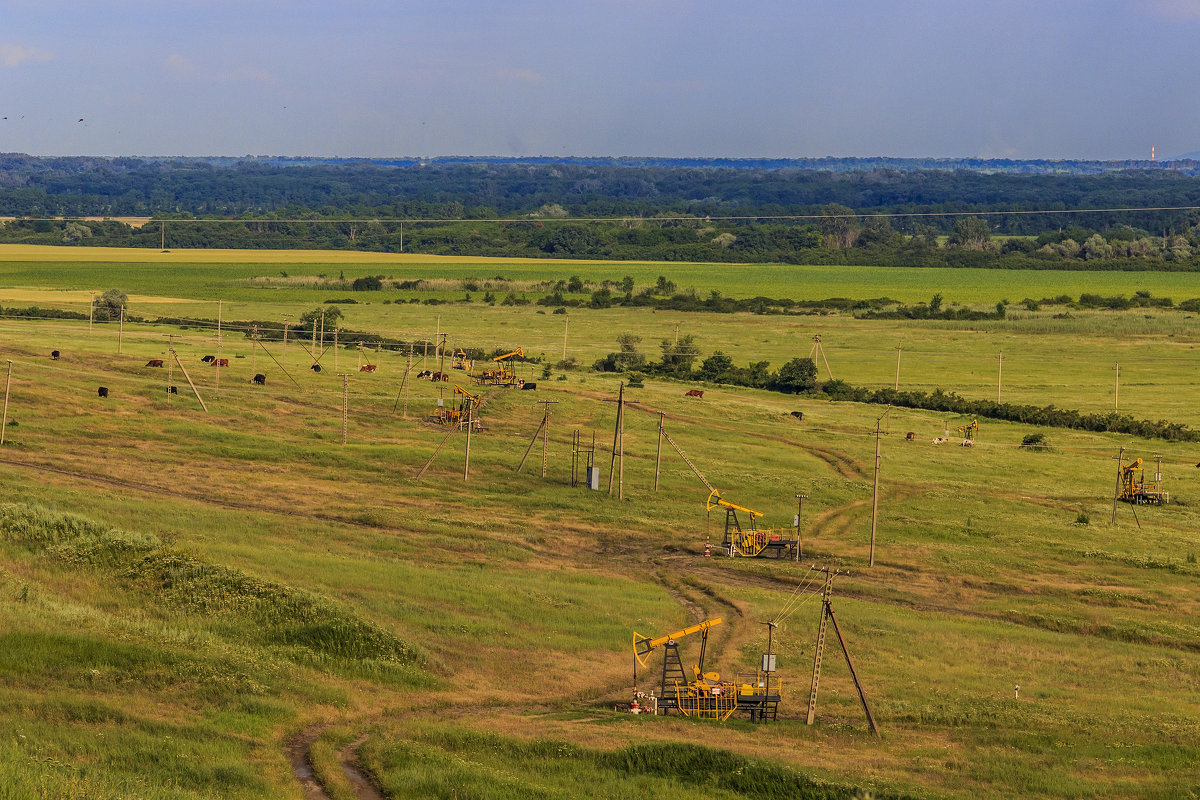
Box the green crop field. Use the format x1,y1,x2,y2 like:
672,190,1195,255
2,245,1199,799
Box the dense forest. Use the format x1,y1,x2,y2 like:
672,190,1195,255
4,155,1200,268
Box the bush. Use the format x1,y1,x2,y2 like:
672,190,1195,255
351,275,383,291
1020,433,1049,449
1076,512,1090,525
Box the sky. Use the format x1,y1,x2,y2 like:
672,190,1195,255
1,0,1199,160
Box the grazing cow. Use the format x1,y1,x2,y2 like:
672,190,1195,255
252,374,266,385
213,358,229,367
97,386,109,398
685,389,704,398
931,436,948,445
960,439,974,447
431,371,448,381
905,431,916,441
146,359,165,368
360,364,377,373
790,411,804,419
311,364,322,373
201,355,215,363
416,370,432,379
520,382,537,390
50,350,60,360
166,386,178,395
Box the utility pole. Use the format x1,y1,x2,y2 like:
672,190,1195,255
117,306,125,354
809,335,833,380
806,568,879,736
1112,446,1126,524
318,308,325,355
608,383,624,496
89,292,95,333
653,412,664,491
167,334,175,403
0,360,12,446
794,493,807,563
761,621,777,722
357,341,363,371
438,333,448,378
160,220,166,250
333,328,339,371
463,400,473,480
281,314,292,363
215,300,223,392
870,406,891,567
997,351,1003,403
310,313,318,369
1114,362,1120,411
340,373,349,445
894,341,902,390
250,325,258,374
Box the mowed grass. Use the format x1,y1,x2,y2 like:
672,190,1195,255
1,252,1200,797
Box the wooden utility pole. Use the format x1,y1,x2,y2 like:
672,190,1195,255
997,351,1003,402
517,400,558,475
809,335,833,380
333,328,339,371
653,412,664,491
870,406,891,567
894,341,902,390
1112,446,1126,524
169,347,208,412
1114,362,1120,411
608,383,624,496
166,334,175,403
311,313,318,368
318,308,325,355
215,300,223,392
806,568,879,736
357,341,363,370
438,333,448,377
794,493,807,563
117,307,125,354
89,293,95,333
160,220,166,250
281,314,293,362
250,325,258,374
0,360,12,446
463,401,473,480
761,621,777,720
618,386,625,500
340,373,349,444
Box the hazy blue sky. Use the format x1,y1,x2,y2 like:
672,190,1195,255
2,0,1198,159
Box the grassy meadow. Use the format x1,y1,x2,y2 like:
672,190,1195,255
1,244,1199,799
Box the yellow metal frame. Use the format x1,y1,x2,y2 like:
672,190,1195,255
705,489,764,519
632,617,722,667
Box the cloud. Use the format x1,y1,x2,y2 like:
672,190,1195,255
165,53,275,85
1147,0,1200,20
0,43,52,68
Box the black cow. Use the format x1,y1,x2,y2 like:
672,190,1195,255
790,411,804,419
166,386,178,395
201,355,216,363
311,364,322,373
50,350,60,360
97,387,109,398
252,374,266,385
520,382,537,390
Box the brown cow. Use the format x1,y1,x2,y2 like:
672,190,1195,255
360,364,377,372
685,389,704,398
905,431,916,440
213,358,229,367
146,359,165,368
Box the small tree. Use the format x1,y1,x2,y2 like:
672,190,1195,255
94,288,127,321
659,334,700,377
771,358,817,393
697,351,733,382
